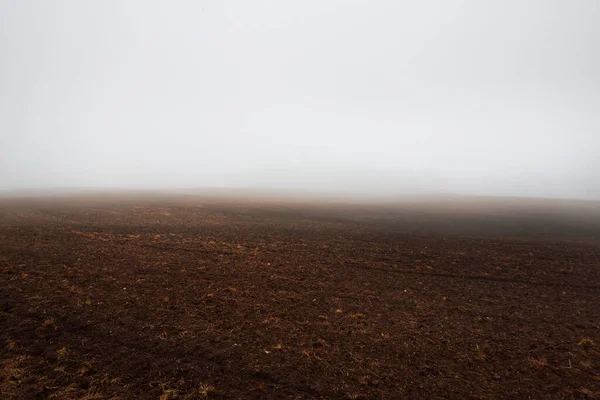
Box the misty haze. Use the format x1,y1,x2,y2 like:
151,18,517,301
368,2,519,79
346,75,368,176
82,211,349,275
1,1,599,399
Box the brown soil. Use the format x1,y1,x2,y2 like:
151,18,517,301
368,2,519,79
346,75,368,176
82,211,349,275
1,194,599,399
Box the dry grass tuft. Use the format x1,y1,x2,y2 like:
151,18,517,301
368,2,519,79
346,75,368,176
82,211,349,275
160,387,177,400
578,338,595,350
47,384,106,400
48,383,78,399
42,318,55,328
69,285,83,294
196,383,216,398
347,313,366,319
1,356,27,384
57,347,68,360
181,383,217,399
527,357,548,367
345,392,366,399
79,390,105,400
78,361,94,376
5,338,18,350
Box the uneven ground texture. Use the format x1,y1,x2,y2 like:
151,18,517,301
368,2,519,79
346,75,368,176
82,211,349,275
1,194,599,399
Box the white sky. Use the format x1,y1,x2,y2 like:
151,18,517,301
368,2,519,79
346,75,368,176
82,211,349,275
1,0,599,199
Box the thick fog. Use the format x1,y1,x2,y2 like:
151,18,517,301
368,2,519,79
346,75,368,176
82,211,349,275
1,1,599,199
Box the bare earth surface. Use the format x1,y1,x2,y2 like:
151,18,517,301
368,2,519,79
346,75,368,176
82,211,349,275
1,193,599,399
